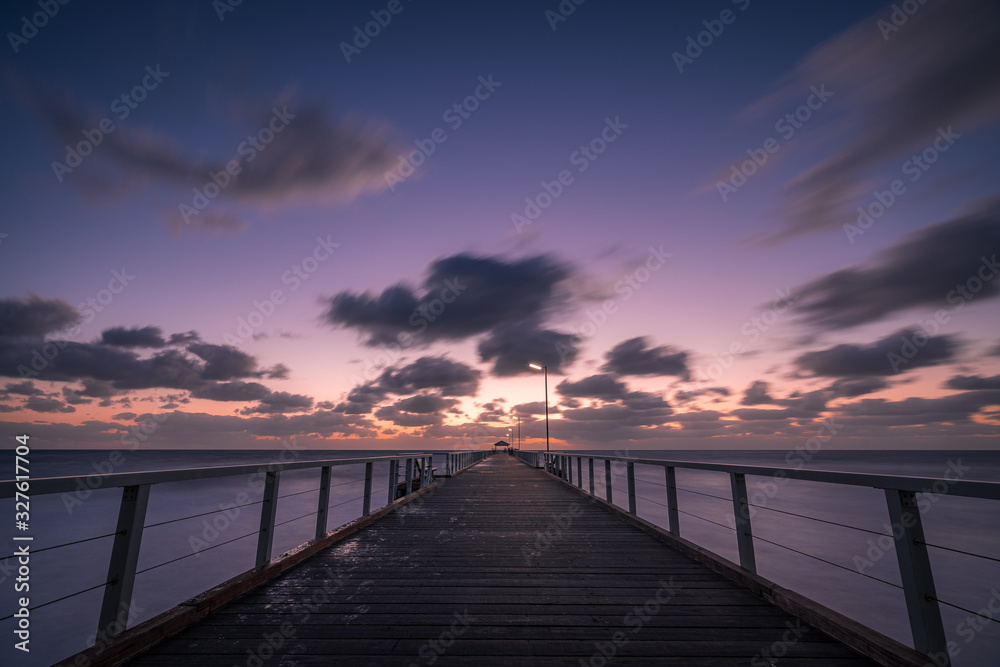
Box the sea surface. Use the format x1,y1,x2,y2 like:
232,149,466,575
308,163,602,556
2,448,998,667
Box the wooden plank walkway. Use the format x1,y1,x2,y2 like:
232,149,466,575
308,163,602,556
126,454,879,666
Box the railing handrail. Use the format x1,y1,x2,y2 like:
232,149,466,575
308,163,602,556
519,450,1000,500
518,449,995,666
0,452,442,498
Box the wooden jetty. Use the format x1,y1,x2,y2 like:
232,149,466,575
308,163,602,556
86,454,927,666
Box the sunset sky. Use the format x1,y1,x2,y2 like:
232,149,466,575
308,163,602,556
1,0,999,449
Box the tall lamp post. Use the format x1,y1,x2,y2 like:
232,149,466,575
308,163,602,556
517,416,521,450
528,363,549,452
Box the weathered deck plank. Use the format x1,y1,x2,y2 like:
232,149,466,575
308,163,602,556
127,454,879,666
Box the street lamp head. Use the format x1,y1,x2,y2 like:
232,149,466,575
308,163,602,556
528,363,543,370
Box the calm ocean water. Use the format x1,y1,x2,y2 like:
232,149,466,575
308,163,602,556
2,448,998,667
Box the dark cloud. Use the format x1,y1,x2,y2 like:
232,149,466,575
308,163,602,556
393,394,457,415
0,295,79,337
0,328,277,402
264,363,290,380
792,199,1000,330
4,381,42,396
557,374,627,400
24,396,75,413
378,356,480,396
61,386,92,405
622,391,671,412
187,343,259,380
191,381,272,401
168,331,200,345
840,389,1000,424
478,323,579,376
241,391,314,414
946,374,1000,390
748,0,1000,242
336,383,387,415
795,328,958,377
17,77,401,227
324,253,572,347
512,401,549,417
828,377,888,397
101,326,167,347
374,402,443,427
601,337,689,378
741,380,777,405
78,379,116,397
673,386,730,402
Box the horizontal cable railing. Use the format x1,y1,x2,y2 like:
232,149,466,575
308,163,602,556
0,449,492,649
514,449,1000,666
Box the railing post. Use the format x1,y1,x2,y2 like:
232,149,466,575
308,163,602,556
885,489,949,663
568,455,573,484
730,473,756,573
98,483,150,640
665,466,679,535
362,461,374,516
604,459,612,503
588,458,594,495
255,471,281,567
627,462,637,514
315,466,331,538
577,457,582,488
405,457,414,495
387,460,398,503
562,455,568,481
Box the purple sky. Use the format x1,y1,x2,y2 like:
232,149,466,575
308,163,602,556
1,0,999,449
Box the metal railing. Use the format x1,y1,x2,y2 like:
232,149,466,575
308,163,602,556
515,449,1000,667
0,450,491,646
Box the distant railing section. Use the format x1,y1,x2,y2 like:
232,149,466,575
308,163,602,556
0,450,492,646
514,449,1000,667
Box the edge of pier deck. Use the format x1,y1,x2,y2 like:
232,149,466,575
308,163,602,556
59,453,932,667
